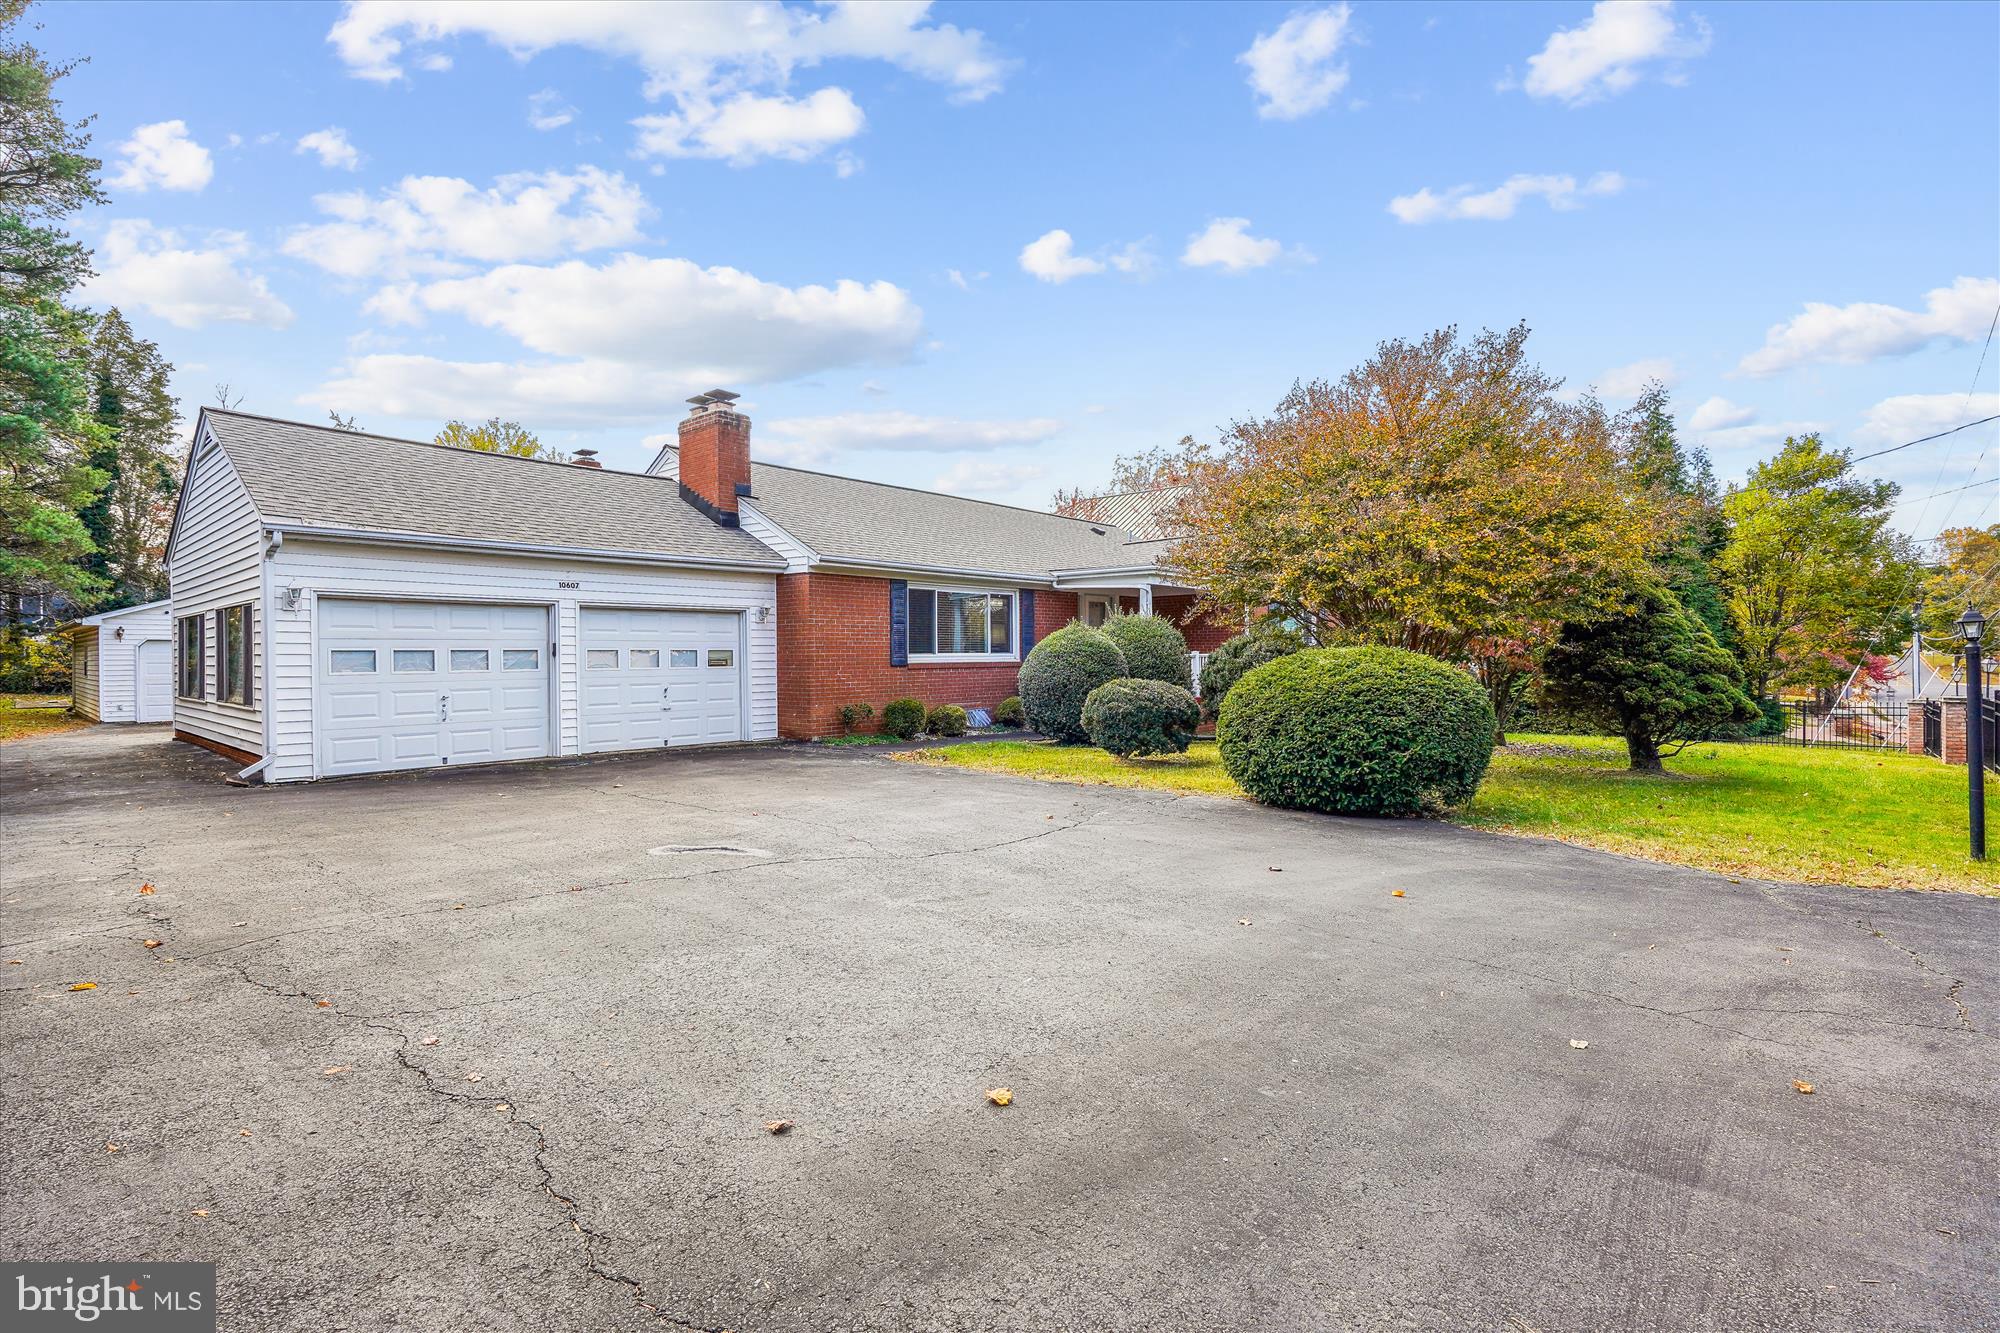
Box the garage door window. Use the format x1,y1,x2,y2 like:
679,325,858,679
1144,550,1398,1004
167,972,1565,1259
449,649,488,671
392,649,434,672
707,649,734,668
587,649,619,669
630,649,660,668
503,649,539,670
670,649,697,668
330,649,376,673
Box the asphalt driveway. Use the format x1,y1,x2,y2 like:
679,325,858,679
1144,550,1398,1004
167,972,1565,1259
2,727,1994,1332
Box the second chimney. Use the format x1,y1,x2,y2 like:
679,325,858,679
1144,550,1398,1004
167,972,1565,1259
677,389,750,525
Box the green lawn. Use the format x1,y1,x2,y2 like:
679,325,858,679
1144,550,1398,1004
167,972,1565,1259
0,693,90,744
896,735,2000,896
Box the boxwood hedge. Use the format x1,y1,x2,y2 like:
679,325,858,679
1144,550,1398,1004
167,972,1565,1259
1101,612,1191,690
1081,678,1202,757
1016,622,1127,743
1217,646,1495,816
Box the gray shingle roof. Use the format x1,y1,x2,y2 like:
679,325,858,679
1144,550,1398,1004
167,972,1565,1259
202,410,783,568
742,460,1142,578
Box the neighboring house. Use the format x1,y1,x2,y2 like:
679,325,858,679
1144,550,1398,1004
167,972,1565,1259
61,599,173,723
4,588,79,630
165,398,1232,782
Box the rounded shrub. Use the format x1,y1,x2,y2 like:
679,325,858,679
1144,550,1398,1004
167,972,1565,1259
1217,646,1496,816
1016,622,1127,743
881,697,926,739
1101,612,1191,689
1199,624,1306,717
926,704,969,737
1081,678,1202,757
993,695,1026,728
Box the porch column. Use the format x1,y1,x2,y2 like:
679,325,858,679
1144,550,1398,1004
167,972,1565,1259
1138,583,1153,615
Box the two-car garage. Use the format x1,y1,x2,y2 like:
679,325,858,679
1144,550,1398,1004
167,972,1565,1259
313,598,748,779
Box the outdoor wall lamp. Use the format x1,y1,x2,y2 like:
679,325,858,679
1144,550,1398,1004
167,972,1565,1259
1958,606,1987,861
113,626,125,641
756,606,771,623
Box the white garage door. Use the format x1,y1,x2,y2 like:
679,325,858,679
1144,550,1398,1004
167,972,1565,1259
136,639,173,722
580,608,743,753
317,599,550,777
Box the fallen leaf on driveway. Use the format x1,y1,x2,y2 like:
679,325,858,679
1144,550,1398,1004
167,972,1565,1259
465,1072,482,1082
986,1087,1013,1106
494,1103,510,1113
1268,866,1283,872
105,1143,120,1153
1569,1040,1589,1050
239,1130,251,1137
6,960,21,965
191,1209,209,1218
231,921,247,928
1792,1080,1816,1095
68,982,96,991
452,904,466,911
314,999,331,1008
138,884,155,895
1238,918,1251,926
1391,890,1406,898
419,1035,439,1046
142,939,162,949
764,1119,794,1134
321,1066,351,1076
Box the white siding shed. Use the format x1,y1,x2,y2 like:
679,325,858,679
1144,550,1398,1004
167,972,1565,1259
64,599,173,724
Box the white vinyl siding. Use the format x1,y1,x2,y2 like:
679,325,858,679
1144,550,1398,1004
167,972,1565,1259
261,538,776,783
69,603,174,724
166,441,265,756
736,500,814,573
69,628,99,721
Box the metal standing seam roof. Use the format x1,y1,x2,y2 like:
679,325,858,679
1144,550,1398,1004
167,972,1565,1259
740,459,1147,578
199,410,784,568
1066,485,1194,541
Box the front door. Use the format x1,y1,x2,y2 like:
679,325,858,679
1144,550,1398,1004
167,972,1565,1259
1081,595,1114,628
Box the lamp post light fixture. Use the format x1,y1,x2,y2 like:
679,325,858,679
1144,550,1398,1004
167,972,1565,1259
1959,606,1987,861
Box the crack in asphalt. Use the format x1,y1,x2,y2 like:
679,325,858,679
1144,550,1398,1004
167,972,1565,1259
1858,917,1977,1033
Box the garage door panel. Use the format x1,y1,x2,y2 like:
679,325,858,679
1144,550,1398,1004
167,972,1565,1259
580,607,741,754
317,598,550,778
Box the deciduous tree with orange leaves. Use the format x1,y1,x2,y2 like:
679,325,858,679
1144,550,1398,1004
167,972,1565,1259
1170,325,1679,730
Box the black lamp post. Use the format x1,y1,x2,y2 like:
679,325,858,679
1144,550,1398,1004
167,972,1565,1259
1959,607,1987,861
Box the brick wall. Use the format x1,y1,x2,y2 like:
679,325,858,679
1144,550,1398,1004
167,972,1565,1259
1153,594,1240,652
776,571,1079,738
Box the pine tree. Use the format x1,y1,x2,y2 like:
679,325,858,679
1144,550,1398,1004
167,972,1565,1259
1,0,111,633
1620,381,1731,650
81,308,179,606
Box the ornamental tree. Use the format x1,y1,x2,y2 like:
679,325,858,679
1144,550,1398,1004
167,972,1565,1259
1170,325,1676,663
1715,434,1921,699
1542,580,1758,773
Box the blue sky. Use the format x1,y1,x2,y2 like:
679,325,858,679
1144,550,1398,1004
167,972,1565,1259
46,0,2000,538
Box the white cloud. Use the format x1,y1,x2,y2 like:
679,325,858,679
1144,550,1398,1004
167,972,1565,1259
306,253,924,428
764,411,1061,457
1516,0,1711,105
296,127,362,171
1181,217,1289,272
1595,357,1678,398
632,88,863,164
527,89,576,131
1737,277,2000,377
82,220,293,330
1388,171,1624,224
1688,396,1756,432
1854,392,2000,449
931,458,1048,497
946,268,970,291
1239,4,1353,120
1019,229,1104,284
281,167,651,279
108,120,214,193
327,2,1010,163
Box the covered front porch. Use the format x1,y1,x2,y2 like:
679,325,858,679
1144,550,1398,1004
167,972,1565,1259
1048,568,1242,683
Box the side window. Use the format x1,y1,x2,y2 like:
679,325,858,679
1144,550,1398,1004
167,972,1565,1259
176,615,206,699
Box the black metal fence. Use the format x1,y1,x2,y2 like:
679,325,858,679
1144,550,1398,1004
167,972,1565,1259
1923,699,1943,759
1738,699,1906,751
1986,697,2000,775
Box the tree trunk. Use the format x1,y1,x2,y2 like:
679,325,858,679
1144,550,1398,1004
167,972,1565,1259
1624,728,1665,773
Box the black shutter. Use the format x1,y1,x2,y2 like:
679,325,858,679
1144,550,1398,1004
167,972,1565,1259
1019,589,1036,650
888,579,908,667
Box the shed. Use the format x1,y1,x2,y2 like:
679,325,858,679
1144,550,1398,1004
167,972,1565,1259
64,598,173,723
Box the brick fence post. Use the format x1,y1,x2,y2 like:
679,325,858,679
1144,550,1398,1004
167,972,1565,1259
1907,701,1928,756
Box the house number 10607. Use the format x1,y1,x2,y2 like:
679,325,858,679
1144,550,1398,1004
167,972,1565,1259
558,580,580,590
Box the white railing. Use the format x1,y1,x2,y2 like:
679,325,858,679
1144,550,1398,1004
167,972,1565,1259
1189,650,1208,695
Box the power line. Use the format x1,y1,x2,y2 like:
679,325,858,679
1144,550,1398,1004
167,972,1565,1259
1905,302,2000,536
1852,412,1999,464
1908,474,1998,505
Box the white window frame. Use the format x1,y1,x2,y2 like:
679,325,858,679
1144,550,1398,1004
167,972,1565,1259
908,584,1020,664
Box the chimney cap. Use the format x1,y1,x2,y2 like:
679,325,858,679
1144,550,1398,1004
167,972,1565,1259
572,448,602,469
686,389,741,408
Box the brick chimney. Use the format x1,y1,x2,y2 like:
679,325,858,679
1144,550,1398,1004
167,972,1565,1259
677,389,750,525
571,448,602,469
